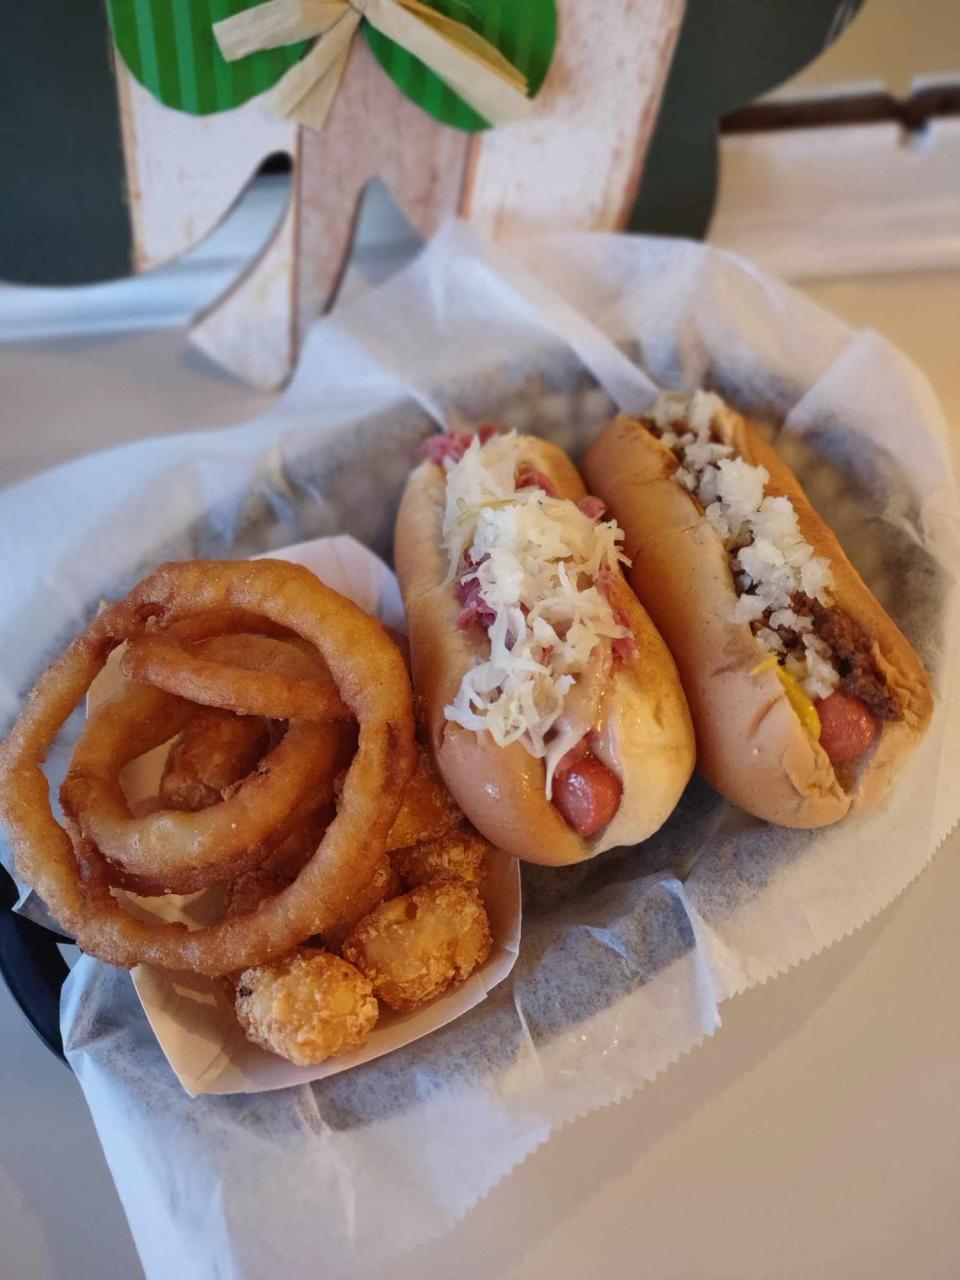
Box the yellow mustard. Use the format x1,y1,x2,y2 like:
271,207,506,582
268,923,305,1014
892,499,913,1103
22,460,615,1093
750,656,822,740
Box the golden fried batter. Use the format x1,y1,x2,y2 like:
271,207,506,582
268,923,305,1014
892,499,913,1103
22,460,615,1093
234,949,378,1065
385,744,461,852
259,806,333,880
158,708,271,812
342,880,492,1013
224,868,291,918
224,850,401,954
321,857,402,953
391,823,491,891
222,808,333,919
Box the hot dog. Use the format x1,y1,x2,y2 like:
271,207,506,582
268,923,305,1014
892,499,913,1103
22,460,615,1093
581,392,933,828
394,428,696,865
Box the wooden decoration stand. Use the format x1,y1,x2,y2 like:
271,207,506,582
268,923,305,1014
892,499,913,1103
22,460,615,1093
115,0,686,389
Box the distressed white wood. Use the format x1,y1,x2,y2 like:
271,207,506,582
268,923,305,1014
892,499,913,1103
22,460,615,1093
187,38,470,388
114,0,685,387
462,0,686,235
190,193,298,389
293,38,470,337
115,62,296,271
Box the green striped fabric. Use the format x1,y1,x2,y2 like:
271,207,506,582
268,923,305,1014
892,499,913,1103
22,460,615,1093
365,0,557,131
108,0,556,128
107,0,310,115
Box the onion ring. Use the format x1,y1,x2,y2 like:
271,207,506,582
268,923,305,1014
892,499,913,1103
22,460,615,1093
0,559,416,974
61,680,345,894
136,609,295,645
121,629,351,721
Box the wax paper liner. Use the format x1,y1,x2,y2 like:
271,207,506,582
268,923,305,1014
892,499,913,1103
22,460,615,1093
0,223,957,1278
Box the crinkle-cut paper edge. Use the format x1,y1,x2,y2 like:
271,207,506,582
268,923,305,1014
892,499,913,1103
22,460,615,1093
384,1024,723,1268
717,809,959,1001
389,808,960,1264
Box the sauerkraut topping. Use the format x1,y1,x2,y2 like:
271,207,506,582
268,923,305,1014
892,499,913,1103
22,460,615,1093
438,431,632,795
650,391,840,701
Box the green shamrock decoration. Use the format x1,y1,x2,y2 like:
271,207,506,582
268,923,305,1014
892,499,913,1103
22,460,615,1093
108,0,556,130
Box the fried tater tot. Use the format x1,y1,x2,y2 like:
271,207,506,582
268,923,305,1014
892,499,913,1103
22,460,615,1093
385,744,461,853
234,950,378,1065
342,880,492,1013
158,708,271,812
391,823,491,891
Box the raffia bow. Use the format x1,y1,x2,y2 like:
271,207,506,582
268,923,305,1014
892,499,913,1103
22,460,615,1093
214,0,532,132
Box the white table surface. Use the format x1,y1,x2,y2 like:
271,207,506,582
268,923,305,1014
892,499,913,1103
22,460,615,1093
1,269,958,1280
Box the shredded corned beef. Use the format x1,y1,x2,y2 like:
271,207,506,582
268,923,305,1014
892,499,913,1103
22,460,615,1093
578,495,607,520
455,575,496,631
612,630,640,663
419,432,470,466
516,464,558,497
597,568,640,662
419,424,501,467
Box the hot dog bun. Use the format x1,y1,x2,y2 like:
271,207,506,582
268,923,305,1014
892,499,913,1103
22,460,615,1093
395,437,695,865
582,411,933,827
